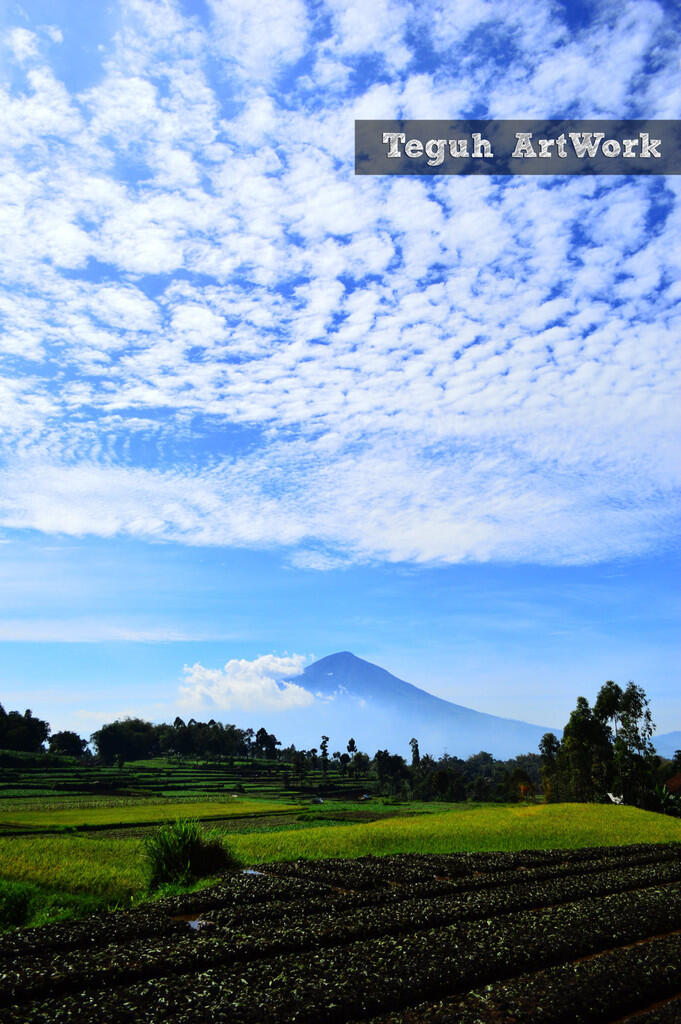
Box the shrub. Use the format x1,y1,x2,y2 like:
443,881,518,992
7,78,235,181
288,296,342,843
144,818,240,889
0,879,36,928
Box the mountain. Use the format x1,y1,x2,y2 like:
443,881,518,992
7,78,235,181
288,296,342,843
283,652,558,760
654,731,681,760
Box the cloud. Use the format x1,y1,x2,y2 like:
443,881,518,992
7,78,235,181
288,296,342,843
44,26,64,45
208,0,309,80
0,619,197,642
0,0,679,568
179,654,314,711
7,28,39,61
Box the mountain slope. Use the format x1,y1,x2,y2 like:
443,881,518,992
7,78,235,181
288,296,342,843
286,652,558,760
654,731,681,759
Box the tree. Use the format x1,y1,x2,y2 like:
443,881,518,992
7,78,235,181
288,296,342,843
320,735,329,776
48,730,87,758
612,681,657,805
291,749,307,785
594,680,624,738
0,705,50,752
373,749,410,795
539,732,561,761
90,718,158,765
539,732,562,800
559,697,613,801
347,738,357,757
541,681,658,807
352,751,370,779
254,727,280,759
507,767,534,802
409,737,420,767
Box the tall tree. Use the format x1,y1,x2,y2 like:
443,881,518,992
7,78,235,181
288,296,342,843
541,681,657,806
613,682,656,804
320,735,329,775
594,680,624,738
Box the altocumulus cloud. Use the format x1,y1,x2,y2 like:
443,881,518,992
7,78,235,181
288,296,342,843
0,0,679,568
179,654,314,712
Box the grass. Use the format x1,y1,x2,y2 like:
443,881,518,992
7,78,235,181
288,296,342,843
144,818,240,889
0,878,105,929
0,834,143,900
228,803,681,864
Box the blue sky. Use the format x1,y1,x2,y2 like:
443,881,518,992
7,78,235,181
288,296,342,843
0,0,679,747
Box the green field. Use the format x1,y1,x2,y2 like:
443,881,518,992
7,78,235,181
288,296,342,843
1,800,681,930
229,801,681,863
0,797,300,831
2,750,681,932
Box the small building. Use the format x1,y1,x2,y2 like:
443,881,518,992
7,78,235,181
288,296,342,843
665,772,681,795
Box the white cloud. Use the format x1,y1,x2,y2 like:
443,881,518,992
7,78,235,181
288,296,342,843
44,26,64,45
7,28,39,61
179,654,314,711
324,0,412,71
0,0,678,568
208,0,309,79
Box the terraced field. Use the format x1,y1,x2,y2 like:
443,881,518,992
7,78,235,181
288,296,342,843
2,843,681,1022
0,755,365,804
0,797,300,834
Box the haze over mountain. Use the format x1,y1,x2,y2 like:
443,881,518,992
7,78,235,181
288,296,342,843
654,732,681,760
283,652,559,760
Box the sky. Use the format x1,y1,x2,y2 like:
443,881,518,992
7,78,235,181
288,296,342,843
0,0,679,751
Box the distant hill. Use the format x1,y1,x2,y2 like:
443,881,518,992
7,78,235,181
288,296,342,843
284,652,559,760
654,731,681,759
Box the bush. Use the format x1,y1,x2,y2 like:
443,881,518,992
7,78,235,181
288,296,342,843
0,879,36,928
144,818,240,889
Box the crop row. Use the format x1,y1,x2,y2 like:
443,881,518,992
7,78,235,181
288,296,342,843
622,995,681,1023
263,843,681,888
2,845,679,962
0,870,335,960
4,884,681,1022
159,845,681,918
361,931,681,1023
3,861,681,1005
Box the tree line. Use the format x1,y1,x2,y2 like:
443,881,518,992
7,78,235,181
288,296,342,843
2,679,679,810
539,680,680,810
0,703,543,801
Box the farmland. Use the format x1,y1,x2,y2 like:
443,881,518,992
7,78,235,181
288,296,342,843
3,753,681,1020
0,796,299,832
1,843,681,1022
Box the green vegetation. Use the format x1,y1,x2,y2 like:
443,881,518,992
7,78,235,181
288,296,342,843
0,834,142,900
1,680,679,936
540,680,679,812
3,844,681,1022
1,801,680,930
144,819,240,889
0,880,36,928
4,680,675,814
0,797,300,832
0,705,49,753
0,878,103,929
228,802,681,864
